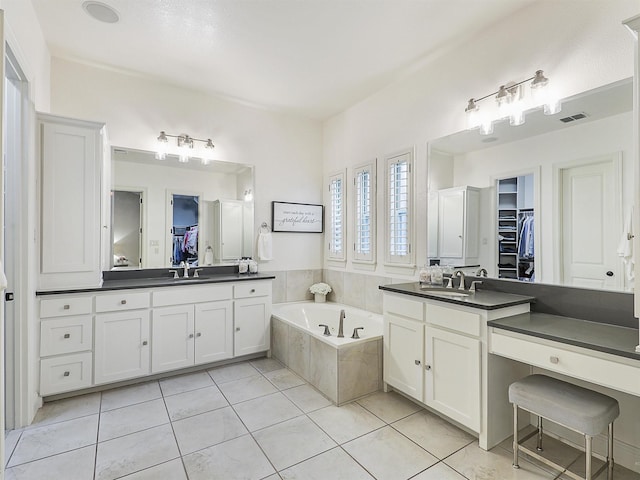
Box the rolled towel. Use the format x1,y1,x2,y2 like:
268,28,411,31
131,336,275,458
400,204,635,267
0,260,7,290
258,232,273,261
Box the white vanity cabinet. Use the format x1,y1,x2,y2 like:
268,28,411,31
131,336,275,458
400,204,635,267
437,186,480,265
234,281,272,356
37,113,108,290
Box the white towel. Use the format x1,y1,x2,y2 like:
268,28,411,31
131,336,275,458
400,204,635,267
617,206,634,289
258,232,273,261
0,260,7,291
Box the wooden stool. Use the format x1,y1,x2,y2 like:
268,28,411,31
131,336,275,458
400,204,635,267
509,374,619,480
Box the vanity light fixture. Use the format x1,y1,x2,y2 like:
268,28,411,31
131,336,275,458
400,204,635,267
155,131,215,164
244,189,253,202
465,70,560,135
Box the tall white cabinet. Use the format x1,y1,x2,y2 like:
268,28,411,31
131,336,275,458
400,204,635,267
38,113,109,290
437,186,480,266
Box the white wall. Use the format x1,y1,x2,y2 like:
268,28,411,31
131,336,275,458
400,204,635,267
323,0,638,279
51,58,324,272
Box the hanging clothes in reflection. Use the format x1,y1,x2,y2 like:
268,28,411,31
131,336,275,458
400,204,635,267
518,212,534,258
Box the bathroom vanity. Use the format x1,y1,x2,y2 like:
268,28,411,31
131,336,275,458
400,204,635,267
37,274,273,397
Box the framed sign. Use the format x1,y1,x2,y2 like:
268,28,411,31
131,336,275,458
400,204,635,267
271,201,324,233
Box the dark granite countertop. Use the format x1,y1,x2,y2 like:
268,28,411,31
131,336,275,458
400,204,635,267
379,283,534,310
36,273,275,296
488,313,640,361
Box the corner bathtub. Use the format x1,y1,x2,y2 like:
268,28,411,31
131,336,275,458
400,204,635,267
271,302,383,405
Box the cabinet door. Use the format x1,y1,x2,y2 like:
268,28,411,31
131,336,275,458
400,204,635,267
39,116,103,289
234,297,270,356
383,314,424,402
95,310,150,384
438,189,464,258
152,305,195,373
425,326,480,432
195,301,233,365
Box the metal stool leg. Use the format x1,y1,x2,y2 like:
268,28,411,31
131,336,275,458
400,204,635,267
513,403,520,469
585,434,593,480
536,415,544,451
607,422,614,480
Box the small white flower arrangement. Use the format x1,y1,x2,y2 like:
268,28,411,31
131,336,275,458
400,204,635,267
309,282,332,295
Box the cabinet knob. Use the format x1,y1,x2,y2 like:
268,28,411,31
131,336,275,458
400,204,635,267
142,341,148,346
250,289,256,293
63,371,70,377
63,333,70,339
549,356,559,364
236,327,241,332
188,333,194,339
196,332,202,337
425,364,431,370
414,360,421,366
63,304,70,310
120,299,127,305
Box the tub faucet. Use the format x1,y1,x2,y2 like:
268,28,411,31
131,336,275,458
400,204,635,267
338,309,346,338
454,270,466,290
351,327,364,339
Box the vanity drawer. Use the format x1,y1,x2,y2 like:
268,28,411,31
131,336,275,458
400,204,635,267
40,352,92,396
40,315,93,356
426,303,480,337
152,284,232,307
490,329,640,397
40,296,92,319
383,294,424,321
95,291,150,312
234,282,271,299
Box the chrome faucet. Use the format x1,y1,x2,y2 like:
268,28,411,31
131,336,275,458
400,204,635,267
338,309,346,338
454,270,466,290
476,267,488,277
180,261,190,278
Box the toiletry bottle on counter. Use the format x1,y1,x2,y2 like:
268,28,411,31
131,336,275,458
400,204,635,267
238,259,248,273
419,265,431,285
204,245,214,265
249,259,258,273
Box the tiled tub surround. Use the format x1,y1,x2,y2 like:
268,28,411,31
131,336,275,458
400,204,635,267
271,302,383,405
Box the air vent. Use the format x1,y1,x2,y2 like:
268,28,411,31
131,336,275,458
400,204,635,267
559,112,588,123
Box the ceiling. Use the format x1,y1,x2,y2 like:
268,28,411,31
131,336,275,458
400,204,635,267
30,0,537,120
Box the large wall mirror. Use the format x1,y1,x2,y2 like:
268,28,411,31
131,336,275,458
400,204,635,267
427,78,633,292
111,147,254,269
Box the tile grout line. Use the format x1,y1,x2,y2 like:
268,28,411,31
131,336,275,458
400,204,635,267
93,391,103,480
158,378,190,479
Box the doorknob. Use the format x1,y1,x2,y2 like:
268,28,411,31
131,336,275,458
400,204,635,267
606,271,614,277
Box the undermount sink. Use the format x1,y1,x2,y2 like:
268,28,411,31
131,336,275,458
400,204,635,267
419,287,470,298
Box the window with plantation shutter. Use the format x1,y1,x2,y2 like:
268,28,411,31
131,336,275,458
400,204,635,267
385,150,413,266
328,171,345,261
353,163,376,264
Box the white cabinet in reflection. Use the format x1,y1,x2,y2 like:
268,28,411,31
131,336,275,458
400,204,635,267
211,199,244,262
437,186,480,266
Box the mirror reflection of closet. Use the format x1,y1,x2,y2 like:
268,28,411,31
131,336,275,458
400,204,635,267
496,174,535,281
168,192,201,267
111,190,143,269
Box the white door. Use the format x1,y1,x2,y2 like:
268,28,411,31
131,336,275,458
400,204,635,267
94,311,150,384
439,189,464,258
425,327,481,432
383,314,424,402
151,305,194,372
194,301,233,364
234,297,269,356
561,159,621,289
221,201,243,260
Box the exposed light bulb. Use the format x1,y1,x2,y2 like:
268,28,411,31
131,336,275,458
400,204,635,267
244,189,253,202
156,131,168,160
465,99,480,129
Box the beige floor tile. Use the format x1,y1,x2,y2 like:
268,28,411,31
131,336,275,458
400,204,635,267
411,461,468,479
98,398,169,442
4,445,96,480
164,385,228,421
357,390,422,423
264,368,305,390
101,381,162,412
444,442,557,480
343,426,438,480
31,393,101,427
308,403,385,444
8,414,98,467
250,357,284,373
500,432,582,473
182,434,275,480
233,392,303,432
5,429,22,466
208,362,259,384
172,406,247,455
159,371,215,397
94,424,179,480
279,447,374,479
117,458,187,479
559,453,640,480
217,374,278,404
392,410,475,459
253,416,337,471
283,384,332,413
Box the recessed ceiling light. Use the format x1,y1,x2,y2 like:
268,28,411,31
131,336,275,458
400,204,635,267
82,1,119,23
